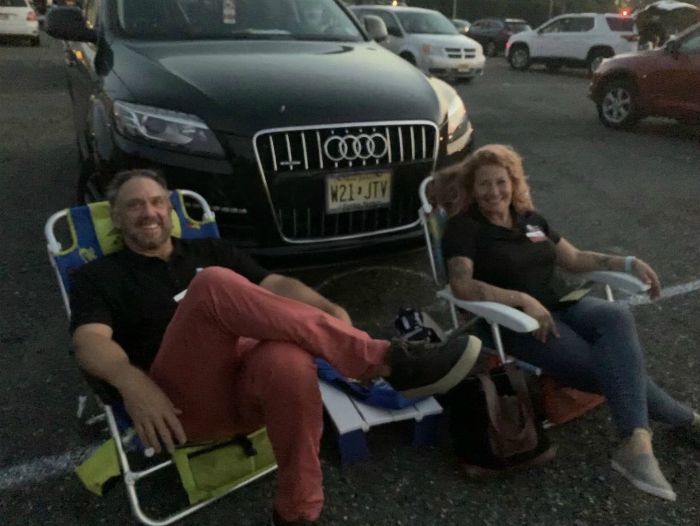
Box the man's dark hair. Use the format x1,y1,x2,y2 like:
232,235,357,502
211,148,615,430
106,169,169,206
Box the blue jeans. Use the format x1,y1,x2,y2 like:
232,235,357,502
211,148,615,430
476,297,693,437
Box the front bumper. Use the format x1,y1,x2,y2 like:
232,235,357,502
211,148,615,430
106,123,474,259
423,55,485,78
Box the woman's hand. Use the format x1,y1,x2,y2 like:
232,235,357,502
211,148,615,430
522,295,560,343
633,258,661,300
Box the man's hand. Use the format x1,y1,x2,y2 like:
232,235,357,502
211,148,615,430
522,295,560,344
633,258,661,301
117,369,187,454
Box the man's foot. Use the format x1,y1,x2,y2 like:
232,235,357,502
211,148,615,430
611,447,676,501
272,508,317,525
385,335,481,399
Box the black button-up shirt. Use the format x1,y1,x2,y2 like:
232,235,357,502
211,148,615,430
69,238,270,370
442,207,570,309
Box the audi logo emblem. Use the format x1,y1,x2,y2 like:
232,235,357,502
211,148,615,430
323,133,388,162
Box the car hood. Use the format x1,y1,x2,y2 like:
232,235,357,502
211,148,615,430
108,39,445,137
597,48,665,72
409,33,481,48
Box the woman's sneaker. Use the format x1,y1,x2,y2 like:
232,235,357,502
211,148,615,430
385,335,481,399
611,448,676,501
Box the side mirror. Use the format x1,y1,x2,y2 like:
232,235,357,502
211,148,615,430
363,15,388,42
46,6,97,42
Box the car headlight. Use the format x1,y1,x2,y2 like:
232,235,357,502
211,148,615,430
113,101,225,158
446,93,471,155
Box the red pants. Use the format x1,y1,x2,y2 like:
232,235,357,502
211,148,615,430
149,267,389,522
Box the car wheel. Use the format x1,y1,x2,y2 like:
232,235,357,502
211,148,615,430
484,40,497,57
597,79,639,129
508,46,530,71
399,52,416,66
545,63,562,72
76,147,103,204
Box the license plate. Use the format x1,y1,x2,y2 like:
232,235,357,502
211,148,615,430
326,171,391,214
457,66,471,73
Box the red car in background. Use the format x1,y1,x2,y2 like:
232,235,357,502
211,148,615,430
590,22,700,129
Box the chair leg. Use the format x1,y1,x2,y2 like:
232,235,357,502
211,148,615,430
338,430,370,465
412,414,440,448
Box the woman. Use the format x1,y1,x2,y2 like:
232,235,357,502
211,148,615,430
438,144,699,501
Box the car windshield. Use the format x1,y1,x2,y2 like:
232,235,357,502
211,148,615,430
396,11,459,35
114,0,364,42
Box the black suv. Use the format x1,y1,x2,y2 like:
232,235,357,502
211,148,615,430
46,0,474,259
467,17,530,56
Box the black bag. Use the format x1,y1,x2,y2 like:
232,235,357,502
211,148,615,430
444,363,556,475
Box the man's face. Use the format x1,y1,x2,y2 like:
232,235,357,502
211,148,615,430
112,176,173,253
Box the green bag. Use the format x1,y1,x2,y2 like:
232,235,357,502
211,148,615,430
172,427,277,505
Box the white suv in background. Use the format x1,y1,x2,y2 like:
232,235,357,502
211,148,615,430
0,0,39,46
506,13,638,74
351,5,485,82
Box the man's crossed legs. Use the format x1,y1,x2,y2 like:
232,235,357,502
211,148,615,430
150,267,479,523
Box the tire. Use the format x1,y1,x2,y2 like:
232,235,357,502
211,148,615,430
76,143,103,204
508,45,530,71
588,49,611,75
484,40,497,57
399,52,416,66
596,79,639,129
545,63,562,72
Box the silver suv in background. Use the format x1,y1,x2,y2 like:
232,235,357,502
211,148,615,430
507,13,638,74
351,5,485,82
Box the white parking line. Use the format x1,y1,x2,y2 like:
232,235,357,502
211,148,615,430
1,277,699,492
0,446,95,491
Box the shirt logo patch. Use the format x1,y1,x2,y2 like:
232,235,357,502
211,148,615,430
525,224,547,242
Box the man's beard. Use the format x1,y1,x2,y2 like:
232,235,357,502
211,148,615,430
124,219,171,251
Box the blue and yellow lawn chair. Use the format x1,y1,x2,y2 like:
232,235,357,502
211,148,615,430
44,189,277,526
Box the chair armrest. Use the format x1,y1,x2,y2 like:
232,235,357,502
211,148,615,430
436,287,539,333
579,271,650,295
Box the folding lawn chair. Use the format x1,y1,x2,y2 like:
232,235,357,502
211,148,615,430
417,174,651,375
44,189,277,526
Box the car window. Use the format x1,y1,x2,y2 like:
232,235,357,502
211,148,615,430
370,10,401,36
606,16,635,32
395,10,458,35
0,0,28,6
679,29,700,53
114,0,364,42
568,17,594,32
540,18,570,34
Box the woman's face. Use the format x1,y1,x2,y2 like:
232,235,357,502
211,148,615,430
472,164,513,217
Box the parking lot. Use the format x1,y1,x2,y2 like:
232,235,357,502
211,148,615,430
1,33,699,525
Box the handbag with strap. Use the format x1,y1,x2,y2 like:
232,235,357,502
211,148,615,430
445,362,556,475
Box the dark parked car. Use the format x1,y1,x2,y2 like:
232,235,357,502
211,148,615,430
46,0,475,259
590,22,700,129
467,17,530,56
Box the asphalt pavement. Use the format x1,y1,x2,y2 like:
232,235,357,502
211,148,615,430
1,34,699,525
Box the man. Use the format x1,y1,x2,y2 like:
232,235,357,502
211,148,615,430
69,169,480,525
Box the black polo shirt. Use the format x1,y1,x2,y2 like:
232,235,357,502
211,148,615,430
69,238,270,370
442,206,570,309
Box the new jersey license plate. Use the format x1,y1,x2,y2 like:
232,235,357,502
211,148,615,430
326,171,392,214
